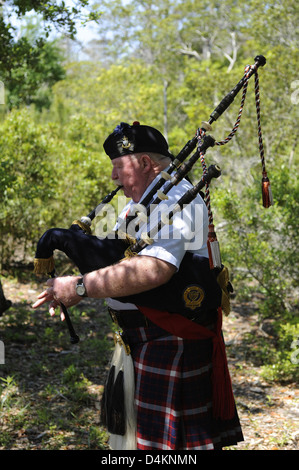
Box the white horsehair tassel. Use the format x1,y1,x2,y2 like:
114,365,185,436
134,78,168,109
108,341,137,450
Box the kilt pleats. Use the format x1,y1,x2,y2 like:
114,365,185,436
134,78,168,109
124,325,244,450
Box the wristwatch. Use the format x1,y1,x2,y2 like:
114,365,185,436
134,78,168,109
76,277,88,297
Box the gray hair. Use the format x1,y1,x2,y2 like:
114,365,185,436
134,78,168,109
134,151,172,169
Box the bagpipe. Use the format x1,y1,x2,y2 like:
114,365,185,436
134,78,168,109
33,55,272,344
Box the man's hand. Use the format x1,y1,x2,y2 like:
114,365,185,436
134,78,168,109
32,276,82,319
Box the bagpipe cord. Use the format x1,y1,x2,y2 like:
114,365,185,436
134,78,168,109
198,63,272,269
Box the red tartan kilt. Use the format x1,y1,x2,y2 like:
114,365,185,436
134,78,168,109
124,324,243,450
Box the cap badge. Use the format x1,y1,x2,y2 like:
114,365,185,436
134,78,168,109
183,285,205,310
122,136,131,149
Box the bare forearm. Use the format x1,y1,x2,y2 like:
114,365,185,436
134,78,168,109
84,255,176,299
32,255,176,314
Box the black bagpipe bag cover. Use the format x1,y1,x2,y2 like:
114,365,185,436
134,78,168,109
35,225,222,322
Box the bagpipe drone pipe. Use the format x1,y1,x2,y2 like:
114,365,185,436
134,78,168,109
33,55,272,343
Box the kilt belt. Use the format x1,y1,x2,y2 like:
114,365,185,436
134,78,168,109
108,306,217,330
108,307,157,328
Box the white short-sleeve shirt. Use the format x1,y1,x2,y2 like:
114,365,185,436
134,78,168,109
107,174,209,310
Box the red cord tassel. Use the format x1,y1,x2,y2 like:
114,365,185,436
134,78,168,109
262,172,273,208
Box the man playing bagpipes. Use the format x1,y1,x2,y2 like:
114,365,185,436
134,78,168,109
33,121,244,450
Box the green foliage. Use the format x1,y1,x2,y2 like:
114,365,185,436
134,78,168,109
214,161,299,316
3,0,101,39
0,108,113,267
261,320,299,383
0,109,55,264
0,1,101,110
0,17,66,110
51,61,166,129
0,0,298,383
6,39,66,110
0,296,111,449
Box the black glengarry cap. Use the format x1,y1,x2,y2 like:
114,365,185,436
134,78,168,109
103,121,173,160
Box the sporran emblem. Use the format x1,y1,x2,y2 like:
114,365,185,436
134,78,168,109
183,285,205,310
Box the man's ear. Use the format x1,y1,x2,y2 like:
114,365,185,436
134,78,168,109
140,154,152,172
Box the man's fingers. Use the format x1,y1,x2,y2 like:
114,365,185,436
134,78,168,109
32,294,47,309
32,288,55,308
49,300,66,321
49,300,58,316
36,289,48,300
33,275,81,313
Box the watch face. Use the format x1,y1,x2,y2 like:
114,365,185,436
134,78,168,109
76,285,85,296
